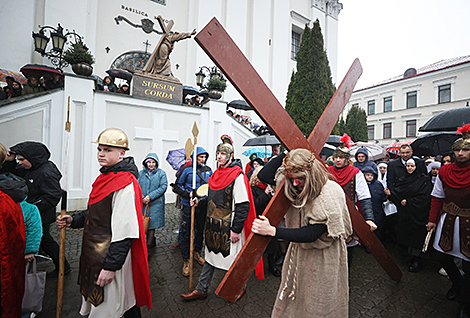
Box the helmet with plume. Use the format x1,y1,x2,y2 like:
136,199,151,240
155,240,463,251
453,123,470,150
333,133,352,158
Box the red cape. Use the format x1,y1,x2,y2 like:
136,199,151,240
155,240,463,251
89,171,152,309
209,165,265,280
0,191,25,317
328,164,360,186
439,161,470,189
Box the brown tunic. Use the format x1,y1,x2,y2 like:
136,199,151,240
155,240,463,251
78,193,113,306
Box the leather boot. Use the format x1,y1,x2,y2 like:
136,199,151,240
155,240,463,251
268,253,281,277
182,259,190,277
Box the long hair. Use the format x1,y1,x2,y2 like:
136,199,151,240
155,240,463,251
283,149,330,208
250,166,263,186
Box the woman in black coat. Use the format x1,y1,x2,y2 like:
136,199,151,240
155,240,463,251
392,158,432,272
250,167,281,277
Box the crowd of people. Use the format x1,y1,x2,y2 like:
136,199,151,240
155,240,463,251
0,74,64,101
1,123,469,317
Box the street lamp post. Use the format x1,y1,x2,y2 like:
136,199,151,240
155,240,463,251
32,23,83,70
194,66,225,89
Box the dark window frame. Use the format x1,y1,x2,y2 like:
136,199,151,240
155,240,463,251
407,91,417,109
291,31,301,60
438,84,451,104
406,120,417,137
368,125,374,140
383,96,392,113
367,100,375,115
383,122,392,139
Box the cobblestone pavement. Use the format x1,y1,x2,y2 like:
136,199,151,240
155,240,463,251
37,204,457,317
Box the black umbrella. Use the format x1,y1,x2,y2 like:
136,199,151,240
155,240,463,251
326,135,342,147
227,99,251,111
106,68,133,82
243,135,280,146
411,132,461,157
183,85,200,96
20,64,63,79
419,106,470,132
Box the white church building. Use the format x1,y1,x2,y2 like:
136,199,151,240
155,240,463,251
0,0,343,209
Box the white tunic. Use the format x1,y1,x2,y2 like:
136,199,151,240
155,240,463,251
431,176,470,262
205,174,249,271
80,183,140,317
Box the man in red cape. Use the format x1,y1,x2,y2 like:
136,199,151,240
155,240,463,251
181,135,264,301
327,134,377,264
0,142,26,317
427,124,470,317
57,128,151,317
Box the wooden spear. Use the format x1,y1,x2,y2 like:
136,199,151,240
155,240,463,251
57,96,71,317
187,122,199,289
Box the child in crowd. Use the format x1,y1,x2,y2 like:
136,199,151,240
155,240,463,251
362,165,387,240
427,161,441,184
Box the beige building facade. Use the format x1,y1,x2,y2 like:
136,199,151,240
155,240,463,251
344,56,470,145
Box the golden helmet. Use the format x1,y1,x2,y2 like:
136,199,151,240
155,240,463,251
0,142,6,166
95,128,130,150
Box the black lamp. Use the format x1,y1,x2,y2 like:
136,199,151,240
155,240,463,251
195,69,206,87
32,30,49,55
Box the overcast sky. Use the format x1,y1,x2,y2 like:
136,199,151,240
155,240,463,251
336,0,470,89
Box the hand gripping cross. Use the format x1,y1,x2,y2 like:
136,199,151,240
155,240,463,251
195,18,402,303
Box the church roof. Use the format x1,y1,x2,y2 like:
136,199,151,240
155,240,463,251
356,55,470,92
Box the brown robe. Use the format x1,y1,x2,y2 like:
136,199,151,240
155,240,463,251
272,180,352,318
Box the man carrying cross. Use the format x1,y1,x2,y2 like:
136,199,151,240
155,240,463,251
252,148,352,317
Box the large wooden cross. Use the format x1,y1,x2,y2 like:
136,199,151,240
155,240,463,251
195,18,402,303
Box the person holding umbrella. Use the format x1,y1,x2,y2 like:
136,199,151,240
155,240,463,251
174,146,212,276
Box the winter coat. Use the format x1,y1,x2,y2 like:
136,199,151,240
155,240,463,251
20,199,43,255
138,153,168,229
22,79,45,96
102,76,118,93
1,169,43,255
353,147,377,172
175,147,212,207
362,165,386,228
6,142,62,224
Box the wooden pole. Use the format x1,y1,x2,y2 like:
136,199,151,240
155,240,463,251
189,204,195,289
56,190,67,318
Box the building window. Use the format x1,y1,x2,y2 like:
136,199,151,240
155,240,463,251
291,31,301,60
407,91,417,109
383,97,392,113
367,100,375,115
439,84,451,104
406,120,417,137
383,123,392,139
368,125,374,140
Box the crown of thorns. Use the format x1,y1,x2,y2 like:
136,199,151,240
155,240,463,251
282,154,315,173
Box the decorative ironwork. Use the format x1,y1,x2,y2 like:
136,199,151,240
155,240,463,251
195,66,226,89
32,23,84,70
110,51,151,73
114,16,164,34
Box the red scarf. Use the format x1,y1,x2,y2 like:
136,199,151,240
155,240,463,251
328,164,360,186
257,182,267,191
208,165,265,280
439,161,470,189
88,171,152,308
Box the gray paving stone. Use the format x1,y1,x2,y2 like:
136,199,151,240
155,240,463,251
35,204,460,317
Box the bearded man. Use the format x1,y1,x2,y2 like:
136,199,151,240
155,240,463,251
252,149,352,317
427,124,470,318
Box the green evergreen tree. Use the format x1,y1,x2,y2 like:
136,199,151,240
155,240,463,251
333,115,347,136
345,105,368,142
285,20,336,136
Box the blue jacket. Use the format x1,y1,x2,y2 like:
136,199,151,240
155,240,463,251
138,153,168,229
20,199,43,255
362,165,386,228
176,147,212,207
354,147,378,173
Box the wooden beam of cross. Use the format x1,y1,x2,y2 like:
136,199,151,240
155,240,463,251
143,15,174,72
194,18,402,303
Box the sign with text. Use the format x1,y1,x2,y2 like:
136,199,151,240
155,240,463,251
132,74,182,104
